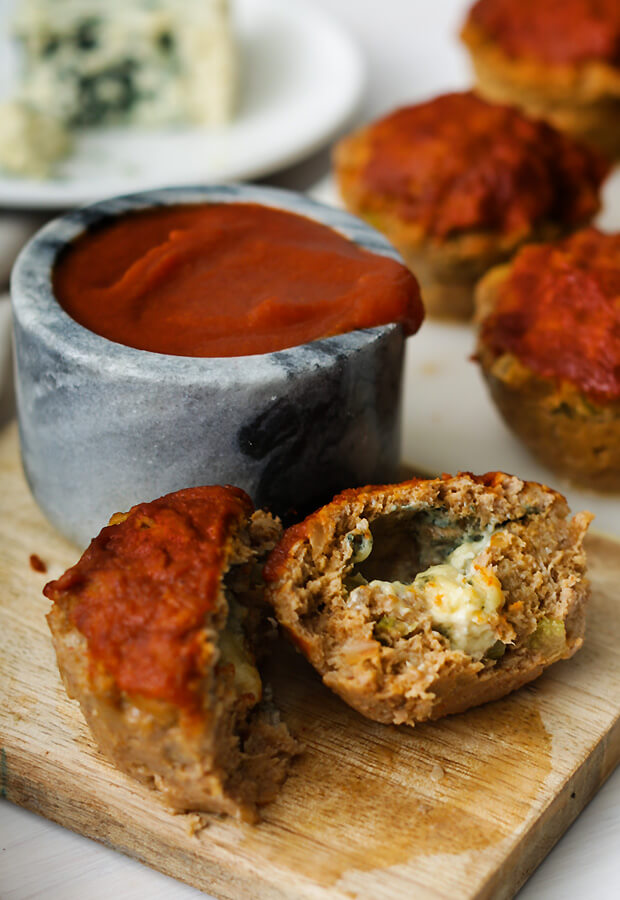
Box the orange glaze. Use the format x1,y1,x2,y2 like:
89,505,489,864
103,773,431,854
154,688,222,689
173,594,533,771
43,486,253,709
481,228,620,403
53,203,424,357
468,0,620,66
356,93,607,240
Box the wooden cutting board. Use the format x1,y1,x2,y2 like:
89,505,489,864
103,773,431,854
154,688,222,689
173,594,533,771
1,420,619,900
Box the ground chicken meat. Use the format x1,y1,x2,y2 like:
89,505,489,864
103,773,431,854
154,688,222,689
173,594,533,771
264,472,591,726
45,485,299,821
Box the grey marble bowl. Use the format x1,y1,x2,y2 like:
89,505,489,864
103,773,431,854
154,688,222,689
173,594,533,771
11,184,408,547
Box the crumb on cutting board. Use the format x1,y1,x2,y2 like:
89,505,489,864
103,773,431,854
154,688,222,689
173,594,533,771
29,553,47,573
185,813,210,837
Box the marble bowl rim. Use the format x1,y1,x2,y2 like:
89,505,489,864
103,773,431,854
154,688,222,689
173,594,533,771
10,183,405,383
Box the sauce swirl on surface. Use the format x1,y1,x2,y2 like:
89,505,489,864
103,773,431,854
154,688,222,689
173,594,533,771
43,486,253,709
480,229,620,403
53,202,423,357
468,0,620,66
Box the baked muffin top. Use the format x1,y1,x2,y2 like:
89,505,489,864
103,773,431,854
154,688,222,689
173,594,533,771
335,92,607,242
479,228,620,403
43,485,254,709
466,0,620,66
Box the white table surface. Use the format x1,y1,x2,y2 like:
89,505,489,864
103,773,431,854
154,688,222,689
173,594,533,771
1,1,619,898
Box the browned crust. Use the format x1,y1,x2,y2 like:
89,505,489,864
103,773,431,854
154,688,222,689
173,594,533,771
475,266,620,491
461,20,620,158
46,500,297,820
334,126,596,320
264,473,591,726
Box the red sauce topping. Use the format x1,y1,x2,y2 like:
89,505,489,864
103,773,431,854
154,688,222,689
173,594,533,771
480,228,620,403
43,486,253,709
53,203,423,357
345,93,606,241
468,0,620,66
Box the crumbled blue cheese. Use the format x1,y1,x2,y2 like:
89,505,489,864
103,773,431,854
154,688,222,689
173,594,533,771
12,0,237,128
411,532,505,658
347,523,373,564
349,529,507,659
0,100,71,176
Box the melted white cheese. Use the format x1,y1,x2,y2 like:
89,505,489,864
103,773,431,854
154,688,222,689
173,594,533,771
218,597,262,702
218,626,262,702
412,533,504,658
350,531,506,659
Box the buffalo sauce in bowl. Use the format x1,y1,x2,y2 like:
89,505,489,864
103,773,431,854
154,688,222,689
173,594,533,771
53,202,424,357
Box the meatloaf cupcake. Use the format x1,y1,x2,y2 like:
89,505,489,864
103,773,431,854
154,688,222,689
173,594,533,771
264,473,591,726
334,91,607,319
45,486,298,821
476,228,620,491
461,0,620,158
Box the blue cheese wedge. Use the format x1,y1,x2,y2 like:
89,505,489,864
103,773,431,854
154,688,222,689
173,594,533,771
0,100,72,176
13,0,238,128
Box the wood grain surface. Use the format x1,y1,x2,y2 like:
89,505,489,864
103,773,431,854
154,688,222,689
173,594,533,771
1,420,619,900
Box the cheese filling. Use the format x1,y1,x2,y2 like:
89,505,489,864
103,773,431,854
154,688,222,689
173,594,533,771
348,529,507,660
219,598,262,703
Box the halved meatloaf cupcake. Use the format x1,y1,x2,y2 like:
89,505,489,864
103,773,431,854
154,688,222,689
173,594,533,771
334,91,607,319
461,0,620,158
476,228,620,491
264,473,591,726
45,486,298,821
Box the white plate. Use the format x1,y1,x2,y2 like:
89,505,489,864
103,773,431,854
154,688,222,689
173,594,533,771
0,0,364,208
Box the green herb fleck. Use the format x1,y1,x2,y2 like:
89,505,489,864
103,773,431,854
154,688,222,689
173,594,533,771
486,640,506,660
